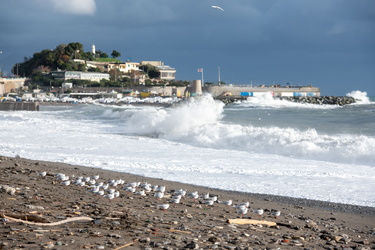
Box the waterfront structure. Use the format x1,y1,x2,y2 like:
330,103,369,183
204,85,320,98
51,71,110,82
0,77,29,96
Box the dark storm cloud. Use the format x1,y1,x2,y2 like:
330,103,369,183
0,0,374,95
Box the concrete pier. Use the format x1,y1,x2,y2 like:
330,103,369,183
0,102,39,111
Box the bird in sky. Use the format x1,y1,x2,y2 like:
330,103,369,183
212,6,224,11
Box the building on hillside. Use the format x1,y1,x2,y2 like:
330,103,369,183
106,62,141,73
51,71,110,82
140,61,176,81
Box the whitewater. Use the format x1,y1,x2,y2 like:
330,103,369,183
1,90,374,207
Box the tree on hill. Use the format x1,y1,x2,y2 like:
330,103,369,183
111,50,121,58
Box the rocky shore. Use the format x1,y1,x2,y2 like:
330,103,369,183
1,156,374,249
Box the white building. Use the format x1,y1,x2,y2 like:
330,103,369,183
51,71,110,82
106,62,141,73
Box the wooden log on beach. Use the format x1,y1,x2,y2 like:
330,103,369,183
227,218,277,226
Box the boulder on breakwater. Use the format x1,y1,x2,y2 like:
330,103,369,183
279,96,356,106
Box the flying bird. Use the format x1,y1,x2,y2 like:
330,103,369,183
212,6,224,11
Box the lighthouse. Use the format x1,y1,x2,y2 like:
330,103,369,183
91,44,96,55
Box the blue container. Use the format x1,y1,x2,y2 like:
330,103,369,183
240,92,253,97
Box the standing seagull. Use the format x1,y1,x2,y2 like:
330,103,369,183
212,6,224,11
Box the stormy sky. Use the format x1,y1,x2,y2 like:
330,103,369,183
0,0,374,95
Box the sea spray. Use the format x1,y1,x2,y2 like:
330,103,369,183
346,90,372,104
121,94,225,138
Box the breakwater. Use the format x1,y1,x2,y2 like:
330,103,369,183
216,96,356,106
0,102,39,111
280,96,356,106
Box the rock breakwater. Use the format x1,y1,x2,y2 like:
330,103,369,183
279,96,356,106
216,96,357,106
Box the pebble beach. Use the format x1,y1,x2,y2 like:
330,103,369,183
1,156,374,249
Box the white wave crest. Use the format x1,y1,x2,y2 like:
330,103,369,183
346,90,371,104
121,94,225,139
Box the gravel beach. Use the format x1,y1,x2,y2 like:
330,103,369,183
1,156,374,249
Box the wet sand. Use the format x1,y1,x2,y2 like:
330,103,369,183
1,156,374,249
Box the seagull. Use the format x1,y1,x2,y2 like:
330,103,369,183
127,182,140,188
155,185,166,193
219,199,232,206
212,5,224,11
169,197,181,204
253,209,264,218
136,190,146,196
187,192,199,201
92,175,100,180
90,186,100,193
174,189,187,196
201,199,215,206
61,180,70,186
237,206,248,217
154,192,164,200
123,186,136,193
270,210,281,218
96,190,105,196
158,204,170,212
209,196,218,202
56,174,69,181
77,181,86,187
237,202,250,208
144,185,152,192
202,193,210,199
88,179,96,185
104,193,115,200
38,171,47,177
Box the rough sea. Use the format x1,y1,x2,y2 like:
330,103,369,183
1,90,374,207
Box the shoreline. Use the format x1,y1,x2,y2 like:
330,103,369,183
1,155,374,249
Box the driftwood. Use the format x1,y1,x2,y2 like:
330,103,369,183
168,229,192,234
4,213,50,223
113,239,139,249
2,214,93,226
227,218,277,226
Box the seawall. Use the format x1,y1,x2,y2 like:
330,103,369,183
0,102,39,111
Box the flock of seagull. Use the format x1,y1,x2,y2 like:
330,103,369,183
38,171,281,219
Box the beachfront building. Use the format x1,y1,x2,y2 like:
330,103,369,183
0,77,29,97
140,61,176,81
106,62,141,74
51,71,110,82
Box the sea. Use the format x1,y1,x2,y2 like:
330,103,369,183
1,90,374,207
